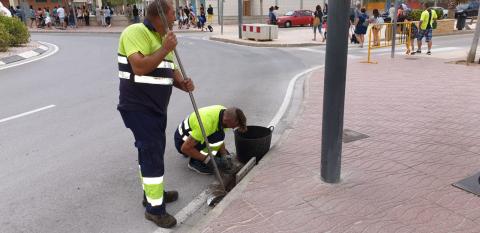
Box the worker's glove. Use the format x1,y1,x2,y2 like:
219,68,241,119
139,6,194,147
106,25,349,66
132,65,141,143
214,155,233,171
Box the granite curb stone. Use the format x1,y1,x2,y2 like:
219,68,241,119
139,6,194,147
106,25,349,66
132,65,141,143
0,43,49,66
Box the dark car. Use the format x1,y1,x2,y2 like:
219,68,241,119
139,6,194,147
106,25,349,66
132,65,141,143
455,1,479,18
276,10,314,28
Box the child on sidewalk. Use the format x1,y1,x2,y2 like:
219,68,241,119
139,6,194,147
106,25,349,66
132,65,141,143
405,15,418,55
322,15,328,42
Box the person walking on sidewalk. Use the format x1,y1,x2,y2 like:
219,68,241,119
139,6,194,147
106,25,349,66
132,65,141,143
312,5,323,41
354,7,369,48
104,6,111,27
27,5,35,28
83,6,89,26
207,4,213,24
117,0,194,228
174,105,247,175
371,9,384,46
132,5,139,23
57,5,65,29
416,2,437,55
405,14,418,55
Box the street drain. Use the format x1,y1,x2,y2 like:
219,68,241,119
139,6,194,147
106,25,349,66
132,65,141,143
452,172,480,196
405,57,419,60
343,129,369,143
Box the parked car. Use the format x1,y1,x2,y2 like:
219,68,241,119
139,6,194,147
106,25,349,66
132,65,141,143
276,10,314,28
455,1,479,18
431,7,448,19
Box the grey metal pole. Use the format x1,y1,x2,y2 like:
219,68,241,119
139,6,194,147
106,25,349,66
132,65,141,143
466,5,480,63
238,0,243,39
321,0,350,184
221,0,224,35
217,0,220,24
391,0,400,58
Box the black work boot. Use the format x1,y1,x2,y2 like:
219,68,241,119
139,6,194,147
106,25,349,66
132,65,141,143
142,191,179,207
145,211,177,228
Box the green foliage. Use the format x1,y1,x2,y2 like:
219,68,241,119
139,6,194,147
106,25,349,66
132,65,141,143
0,24,11,52
408,9,423,21
433,8,444,19
407,8,443,21
0,16,30,47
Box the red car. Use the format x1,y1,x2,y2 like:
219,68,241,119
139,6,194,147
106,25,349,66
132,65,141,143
276,10,314,28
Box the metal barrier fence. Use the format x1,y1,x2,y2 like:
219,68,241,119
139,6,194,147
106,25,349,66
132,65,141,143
363,22,412,64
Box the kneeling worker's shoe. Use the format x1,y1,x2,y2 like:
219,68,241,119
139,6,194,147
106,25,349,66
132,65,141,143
188,158,213,175
142,191,179,207
145,212,177,228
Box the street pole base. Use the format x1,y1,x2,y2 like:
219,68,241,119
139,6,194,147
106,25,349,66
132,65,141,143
360,60,378,64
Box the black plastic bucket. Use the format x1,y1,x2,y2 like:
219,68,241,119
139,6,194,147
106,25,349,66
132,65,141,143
234,125,274,163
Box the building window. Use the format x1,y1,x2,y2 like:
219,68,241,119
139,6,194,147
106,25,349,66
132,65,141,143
35,0,47,2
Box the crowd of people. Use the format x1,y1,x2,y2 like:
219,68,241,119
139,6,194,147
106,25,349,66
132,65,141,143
176,3,213,31
351,1,437,55
6,4,101,29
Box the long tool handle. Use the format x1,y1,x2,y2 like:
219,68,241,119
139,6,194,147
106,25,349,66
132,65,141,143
155,2,226,192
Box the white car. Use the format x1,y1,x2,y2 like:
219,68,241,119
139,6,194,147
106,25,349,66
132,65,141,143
431,7,448,19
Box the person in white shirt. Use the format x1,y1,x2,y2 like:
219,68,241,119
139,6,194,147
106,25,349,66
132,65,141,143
388,3,395,19
57,6,65,29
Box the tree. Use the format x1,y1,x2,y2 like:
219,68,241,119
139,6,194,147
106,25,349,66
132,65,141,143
447,0,468,19
466,4,480,64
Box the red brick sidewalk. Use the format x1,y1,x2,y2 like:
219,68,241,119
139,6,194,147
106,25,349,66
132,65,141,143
197,56,480,233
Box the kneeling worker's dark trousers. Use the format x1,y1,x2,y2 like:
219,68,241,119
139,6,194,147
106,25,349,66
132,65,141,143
120,110,167,215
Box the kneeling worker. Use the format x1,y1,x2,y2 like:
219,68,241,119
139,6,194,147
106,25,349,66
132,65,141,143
174,105,247,174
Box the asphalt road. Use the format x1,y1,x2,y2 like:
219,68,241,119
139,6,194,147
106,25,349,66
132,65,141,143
0,31,474,233
0,33,315,233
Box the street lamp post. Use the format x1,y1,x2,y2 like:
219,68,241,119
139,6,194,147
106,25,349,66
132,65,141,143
238,0,242,39
391,0,400,58
321,0,350,183
221,0,224,34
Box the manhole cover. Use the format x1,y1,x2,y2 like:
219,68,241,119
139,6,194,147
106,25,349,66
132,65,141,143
343,129,369,143
452,172,480,196
405,57,419,60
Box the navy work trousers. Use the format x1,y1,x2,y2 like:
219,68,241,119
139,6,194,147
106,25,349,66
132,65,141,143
120,110,167,215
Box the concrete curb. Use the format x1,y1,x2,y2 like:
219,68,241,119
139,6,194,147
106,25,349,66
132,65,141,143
0,42,49,66
28,28,209,35
186,67,323,233
210,29,476,48
210,36,326,48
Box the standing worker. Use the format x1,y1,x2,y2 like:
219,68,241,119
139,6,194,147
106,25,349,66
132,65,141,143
416,2,437,55
174,105,247,174
117,0,194,228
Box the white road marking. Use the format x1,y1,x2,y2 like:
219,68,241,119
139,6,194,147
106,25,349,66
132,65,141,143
18,50,39,59
0,41,59,71
0,105,56,124
0,61,5,65
297,47,362,59
268,65,324,128
298,47,325,53
152,190,208,233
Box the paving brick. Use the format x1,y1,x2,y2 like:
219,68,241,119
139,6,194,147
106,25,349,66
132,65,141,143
200,56,480,232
